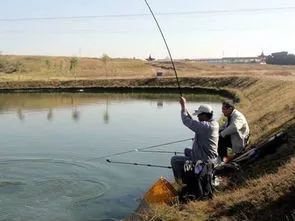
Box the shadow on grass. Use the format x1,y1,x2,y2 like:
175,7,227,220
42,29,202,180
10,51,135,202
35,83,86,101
210,124,295,221
226,123,295,188
214,187,295,221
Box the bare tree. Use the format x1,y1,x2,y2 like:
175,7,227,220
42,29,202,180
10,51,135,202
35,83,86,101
69,57,79,81
101,53,110,78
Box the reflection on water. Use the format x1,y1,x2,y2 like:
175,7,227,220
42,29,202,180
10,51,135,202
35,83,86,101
47,109,53,121
72,109,80,122
157,101,164,108
0,92,224,123
0,92,224,220
17,108,25,121
103,98,110,124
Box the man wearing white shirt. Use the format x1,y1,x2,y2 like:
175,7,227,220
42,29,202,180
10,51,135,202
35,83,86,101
218,101,250,162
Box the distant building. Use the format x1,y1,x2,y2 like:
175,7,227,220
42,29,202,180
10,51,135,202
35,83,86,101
266,51,295,65
146,54,155,61
258,52,267,64
271,51,288,56
194,52,267,64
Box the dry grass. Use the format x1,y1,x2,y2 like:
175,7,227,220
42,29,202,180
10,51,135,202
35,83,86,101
150,61,295,80
1,55,295,81
0,55,154,81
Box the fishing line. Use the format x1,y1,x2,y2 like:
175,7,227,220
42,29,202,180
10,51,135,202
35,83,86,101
106,159,172,169
88,138,193,161
144,0,182,97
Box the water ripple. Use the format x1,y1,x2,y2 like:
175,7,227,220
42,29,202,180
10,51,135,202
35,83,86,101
0,158,95,169
34,178,109,201
0,157,109,201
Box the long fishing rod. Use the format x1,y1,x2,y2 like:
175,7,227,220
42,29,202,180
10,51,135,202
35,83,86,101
144,0,182,97
89,137,193,161
106,159,172,169
138,150,183,155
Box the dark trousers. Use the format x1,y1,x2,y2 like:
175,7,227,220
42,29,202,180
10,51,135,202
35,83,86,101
218,135,232,160
170,148,192,181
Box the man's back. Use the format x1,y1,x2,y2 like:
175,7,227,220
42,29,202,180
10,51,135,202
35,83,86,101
181,112,219,162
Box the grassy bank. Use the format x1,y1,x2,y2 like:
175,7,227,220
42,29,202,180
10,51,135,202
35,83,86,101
120,76,294,221
135,80,295,220
1,55,295,220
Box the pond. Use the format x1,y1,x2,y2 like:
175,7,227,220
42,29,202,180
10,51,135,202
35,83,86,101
0,92,223,220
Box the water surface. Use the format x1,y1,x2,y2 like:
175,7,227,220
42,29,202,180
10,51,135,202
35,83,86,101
0,92,222,220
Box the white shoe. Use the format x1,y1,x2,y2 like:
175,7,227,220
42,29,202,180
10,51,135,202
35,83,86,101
213,176,221,186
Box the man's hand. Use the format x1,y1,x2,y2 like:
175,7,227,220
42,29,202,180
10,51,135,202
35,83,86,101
220,130,225,138
179,96,187,111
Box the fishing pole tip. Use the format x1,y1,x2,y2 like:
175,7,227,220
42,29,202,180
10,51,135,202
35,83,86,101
134,148,139,152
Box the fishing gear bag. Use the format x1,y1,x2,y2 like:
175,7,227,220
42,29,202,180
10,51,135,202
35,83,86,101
180,160,214,202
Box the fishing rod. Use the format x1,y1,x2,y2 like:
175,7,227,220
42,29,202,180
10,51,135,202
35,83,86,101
93,1,192,164
89,137,193,161
106,159,172,169
144,0,182,97
138,150,183,155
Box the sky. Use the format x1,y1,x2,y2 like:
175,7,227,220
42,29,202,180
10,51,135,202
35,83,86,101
1,0,295,59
